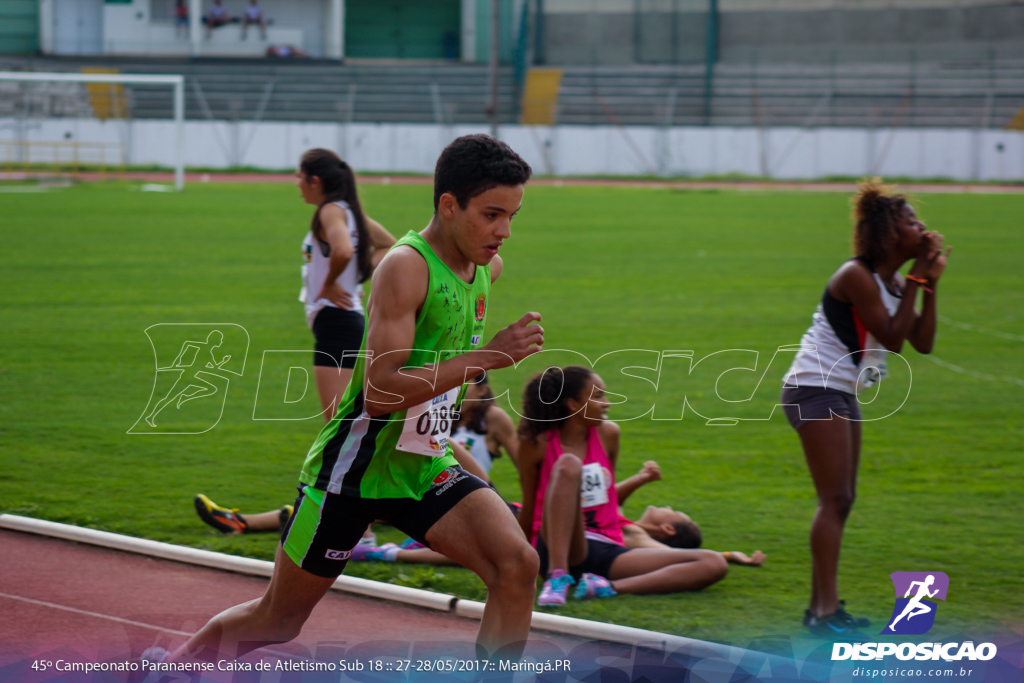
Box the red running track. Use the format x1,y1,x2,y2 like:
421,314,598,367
0,529,585,675
5,170,1023,193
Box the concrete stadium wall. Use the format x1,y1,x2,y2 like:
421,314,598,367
3,117,1022,181
543,2,1024,64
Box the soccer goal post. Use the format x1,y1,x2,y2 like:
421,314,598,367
0,71,185,191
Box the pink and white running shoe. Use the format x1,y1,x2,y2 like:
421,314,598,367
537,569,575,607
574,572,617,599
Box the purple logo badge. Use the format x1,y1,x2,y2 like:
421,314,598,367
881,571,949,635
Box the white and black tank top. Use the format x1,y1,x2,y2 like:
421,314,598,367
783,257,902,395
299,200,363,326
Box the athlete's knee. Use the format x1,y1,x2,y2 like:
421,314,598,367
681,549,728,588
705,550,729,581
552,452,582,477
819,491,855,519
492,540,539,589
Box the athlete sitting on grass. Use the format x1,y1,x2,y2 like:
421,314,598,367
518,365,729,607
152,135,542,664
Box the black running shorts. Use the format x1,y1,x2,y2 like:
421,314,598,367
535,535,631,581
281,465,490,578
781,385,862,431
311,306,365,369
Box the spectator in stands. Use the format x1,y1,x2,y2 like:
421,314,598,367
204,0,231,39
175,0,189,39
242,0,267,40
266,45,309,59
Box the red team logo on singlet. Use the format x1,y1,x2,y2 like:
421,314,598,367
475,294,486,321
433,468,455,485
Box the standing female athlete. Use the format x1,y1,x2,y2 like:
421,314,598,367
517,366,728,607
782,180,949,635
194,148,395,534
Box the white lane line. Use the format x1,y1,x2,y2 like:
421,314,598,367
939,315,1024,343
925,355,1024,387
0,591,307,662
0,591,193,636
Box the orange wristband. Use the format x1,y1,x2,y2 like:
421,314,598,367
905,274,933,293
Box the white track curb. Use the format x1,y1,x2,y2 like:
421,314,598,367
1,514,770,664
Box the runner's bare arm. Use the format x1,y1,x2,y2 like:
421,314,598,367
316,203,355,309
363,247,544,417
830,260,923,353
516,434,545,540
365,215,396,269
486,406,519,467
907,233,949,353
615,460,661,504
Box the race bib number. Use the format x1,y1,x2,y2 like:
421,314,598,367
397,390,459,457
857,347,889,394
579,462,609,509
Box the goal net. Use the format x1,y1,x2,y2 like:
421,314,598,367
0,70,185,190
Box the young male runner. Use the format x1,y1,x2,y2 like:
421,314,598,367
162,135,541,662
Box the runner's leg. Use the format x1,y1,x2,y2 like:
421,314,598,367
800,418,856,617
168,545,335,662
607,547,728,594
538,453,588,572
424,487,537,658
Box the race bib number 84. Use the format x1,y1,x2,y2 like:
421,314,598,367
580,462,609,508
397,390,459,457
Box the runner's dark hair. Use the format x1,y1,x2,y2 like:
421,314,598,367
518,366,595,444
301,148,372,283
852,178,910,268
662,519,703,549
433,135,532,211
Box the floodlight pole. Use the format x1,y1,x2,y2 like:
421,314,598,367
174,78,185,191
703,0,719,126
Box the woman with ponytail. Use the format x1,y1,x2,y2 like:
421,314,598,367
782,179,950,636
517,366,728,607
297,148,395,420
193,149,395,536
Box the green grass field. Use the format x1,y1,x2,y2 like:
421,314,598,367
1,180,1021,649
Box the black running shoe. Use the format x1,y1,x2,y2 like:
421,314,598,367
806,611,869,640
837,601,871,628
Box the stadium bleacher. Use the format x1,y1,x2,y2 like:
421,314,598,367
1,54,1021,129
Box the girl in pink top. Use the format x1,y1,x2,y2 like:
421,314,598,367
517,366,729,607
